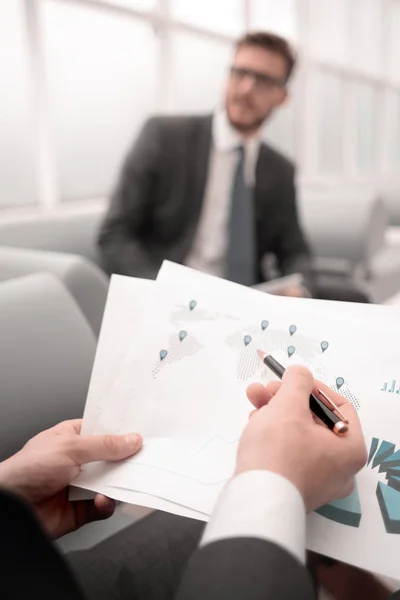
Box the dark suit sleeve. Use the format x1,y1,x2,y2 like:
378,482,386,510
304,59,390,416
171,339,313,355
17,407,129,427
272,166,315,293
98,118,162,279
0,489,85,600
175,538,316,600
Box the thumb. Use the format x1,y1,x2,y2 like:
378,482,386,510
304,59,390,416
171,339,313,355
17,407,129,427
70,432,143,465
271,365,314,414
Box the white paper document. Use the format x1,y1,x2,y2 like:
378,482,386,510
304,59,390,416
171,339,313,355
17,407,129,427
74,262,400,579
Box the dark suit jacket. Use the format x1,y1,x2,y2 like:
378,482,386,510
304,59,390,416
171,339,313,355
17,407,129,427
99,115,313,289
0,489,314,600
1,489,399,600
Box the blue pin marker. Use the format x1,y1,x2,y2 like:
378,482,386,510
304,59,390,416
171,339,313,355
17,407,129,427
179,330,187,342
261,320,269,331
244,335,252,346
321,341,329,353
289,325,297,336
160,349,168,361
336,377,344,389
189,300,197,311
287,345,295,358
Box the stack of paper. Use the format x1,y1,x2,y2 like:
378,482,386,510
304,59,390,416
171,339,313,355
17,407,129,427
74,262,400,579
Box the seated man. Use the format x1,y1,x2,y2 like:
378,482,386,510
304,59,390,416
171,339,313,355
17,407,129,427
99,31,312,297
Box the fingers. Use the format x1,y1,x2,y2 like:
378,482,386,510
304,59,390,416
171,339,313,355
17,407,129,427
94,494,116,518
246,380,281,409
246,383,273,409
314,381,349,409
314,381,361,431
69,432,143,465
265,380,281,397
72,496,115,530
271,365,314,413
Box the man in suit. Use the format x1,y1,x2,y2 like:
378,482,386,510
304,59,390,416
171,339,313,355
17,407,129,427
99,31,312,296
1,366,390,600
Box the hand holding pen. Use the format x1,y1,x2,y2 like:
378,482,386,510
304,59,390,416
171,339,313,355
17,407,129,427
235,365,367,512
258,351,348,436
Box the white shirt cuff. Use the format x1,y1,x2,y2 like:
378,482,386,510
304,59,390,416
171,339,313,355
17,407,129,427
201,470,306,565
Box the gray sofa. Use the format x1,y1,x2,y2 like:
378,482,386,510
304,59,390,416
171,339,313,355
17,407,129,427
0,272,136,552
0,204,105,265
1,191,400,320
0,245,108,336
0,205,108,336
300,191,400,303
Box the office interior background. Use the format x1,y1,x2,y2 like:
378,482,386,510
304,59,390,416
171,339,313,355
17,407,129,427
1,0,399,214
2,3,400,586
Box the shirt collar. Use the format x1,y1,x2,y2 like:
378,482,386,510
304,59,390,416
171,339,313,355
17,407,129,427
212,109,261,158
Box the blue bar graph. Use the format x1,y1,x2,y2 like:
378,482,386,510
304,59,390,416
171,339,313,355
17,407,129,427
381,380,400,394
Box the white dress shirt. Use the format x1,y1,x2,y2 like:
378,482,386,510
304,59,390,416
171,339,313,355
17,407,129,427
185,110,260,278
202,470,306,565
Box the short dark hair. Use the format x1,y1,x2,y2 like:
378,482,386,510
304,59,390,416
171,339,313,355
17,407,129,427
235,31,297,81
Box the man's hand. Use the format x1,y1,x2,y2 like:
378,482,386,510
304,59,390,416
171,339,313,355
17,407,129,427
238,366,367,512
0,420,142,538
282,284,307,298
279,284,308,298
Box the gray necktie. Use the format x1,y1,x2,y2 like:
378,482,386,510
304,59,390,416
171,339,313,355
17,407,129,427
226,146,256,286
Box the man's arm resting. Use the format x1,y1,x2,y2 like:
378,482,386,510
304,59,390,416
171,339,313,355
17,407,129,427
175,471,316,600
98,118,162,279
273,168,315,293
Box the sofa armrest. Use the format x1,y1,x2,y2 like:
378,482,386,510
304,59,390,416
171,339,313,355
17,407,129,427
0,246,109,336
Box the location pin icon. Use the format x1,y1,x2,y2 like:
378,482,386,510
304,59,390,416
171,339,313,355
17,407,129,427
289,325,297,336
160,349,168,361
261,320,269,331
189,300,197,311
179,330,187,342
244,335,252,346
287,345,295,358
321,341,329,353
336,377,344,389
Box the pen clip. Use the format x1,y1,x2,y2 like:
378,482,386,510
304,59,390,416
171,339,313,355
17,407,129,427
316,388,349,425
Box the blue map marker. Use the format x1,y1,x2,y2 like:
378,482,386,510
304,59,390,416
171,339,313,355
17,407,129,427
244,335,252,346
336,377,344,389
321,341,329,353
287,345,295,358
179,330,187,342
261,320,269,330
289,325,297,336
189,300,197,311
160,349,168,361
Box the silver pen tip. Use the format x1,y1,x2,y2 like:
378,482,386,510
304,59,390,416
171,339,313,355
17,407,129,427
257,349,267,361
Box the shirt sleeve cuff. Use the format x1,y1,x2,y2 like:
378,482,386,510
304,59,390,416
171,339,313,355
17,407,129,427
201,470,306,565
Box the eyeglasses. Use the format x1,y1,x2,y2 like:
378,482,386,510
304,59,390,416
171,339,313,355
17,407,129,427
230,67,286,90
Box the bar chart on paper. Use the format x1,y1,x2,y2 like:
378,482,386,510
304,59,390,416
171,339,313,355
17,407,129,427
381,380,400,394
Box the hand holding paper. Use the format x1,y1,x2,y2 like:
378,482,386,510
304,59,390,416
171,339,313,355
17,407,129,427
73,262,400,579
0,419,142,538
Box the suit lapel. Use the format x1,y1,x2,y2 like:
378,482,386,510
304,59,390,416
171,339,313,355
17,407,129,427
180,115,213,258
190,115,213,223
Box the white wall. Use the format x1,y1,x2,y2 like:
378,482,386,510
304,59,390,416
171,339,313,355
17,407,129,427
0,0,399,210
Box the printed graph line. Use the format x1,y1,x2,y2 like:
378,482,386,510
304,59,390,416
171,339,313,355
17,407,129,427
143,435,239,457
125,462,229,486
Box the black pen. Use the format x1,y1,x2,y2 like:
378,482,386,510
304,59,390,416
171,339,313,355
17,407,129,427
257,351,349,437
